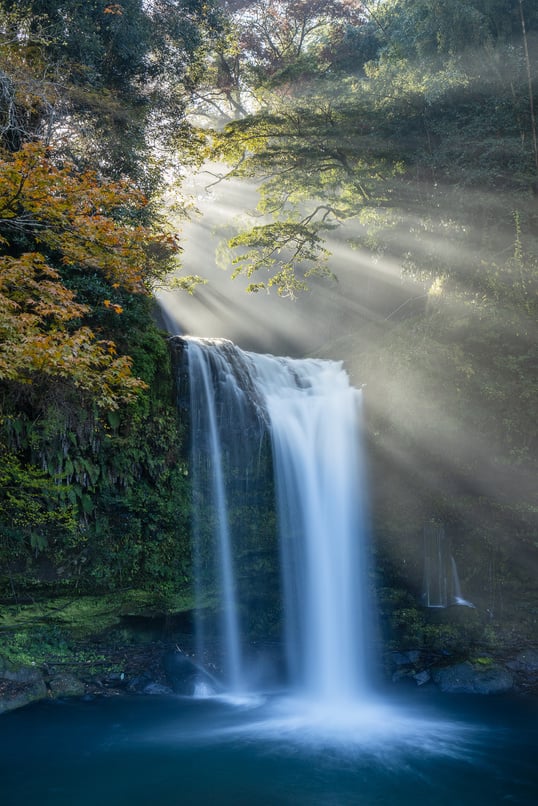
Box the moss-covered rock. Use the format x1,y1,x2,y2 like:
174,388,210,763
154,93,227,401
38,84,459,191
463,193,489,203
0,660,47,714
47,672,85,699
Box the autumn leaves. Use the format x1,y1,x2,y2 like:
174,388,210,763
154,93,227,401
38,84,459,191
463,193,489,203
0,142,179,408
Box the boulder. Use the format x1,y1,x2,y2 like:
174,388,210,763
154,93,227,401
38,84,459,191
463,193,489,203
506,649,538,673
391,668,414,683
0,681,48,714
413,670,431,686
48,672,86,699
391,650,420,667
142,681,174,696
127,673,153,693
102,671,128,688
163,649,220,696
126,672,174,695
432,661,513,695
1,661,43,684
0,661,47,714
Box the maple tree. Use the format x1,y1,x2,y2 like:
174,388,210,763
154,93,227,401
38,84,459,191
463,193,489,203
0,141,179,408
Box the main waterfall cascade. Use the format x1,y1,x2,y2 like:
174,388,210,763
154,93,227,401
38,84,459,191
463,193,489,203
182,336,373,704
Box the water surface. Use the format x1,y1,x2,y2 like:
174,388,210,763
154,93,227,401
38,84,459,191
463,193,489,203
1,689,537,805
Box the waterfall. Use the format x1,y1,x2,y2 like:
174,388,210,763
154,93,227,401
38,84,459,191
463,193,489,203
422,525,474,609
185,339,267,692
422,525,449,608
182,337,372,703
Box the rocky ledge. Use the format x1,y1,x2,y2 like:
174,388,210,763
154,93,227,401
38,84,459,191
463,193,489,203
0,661,48,714
0,641,222,715
3,645,538,715
389,647,538,696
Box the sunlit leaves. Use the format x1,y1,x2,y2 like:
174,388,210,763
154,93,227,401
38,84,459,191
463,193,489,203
210,4,538,294
0,142,180,407
168,274,208,294
228,219,333,296
210,74,411,290
0,142,177,292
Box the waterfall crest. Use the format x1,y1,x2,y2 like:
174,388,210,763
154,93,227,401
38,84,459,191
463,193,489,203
182,337,372,704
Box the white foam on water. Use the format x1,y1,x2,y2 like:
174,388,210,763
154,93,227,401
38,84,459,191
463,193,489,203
203,694,483,763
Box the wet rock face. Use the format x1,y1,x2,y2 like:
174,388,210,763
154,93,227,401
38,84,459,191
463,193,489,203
47,673,85,699
163,649,220,696
505,649,538,694
0,659,100,712
0,661,47,714
432,661,514,695
506,649,538,674
0,660,43,684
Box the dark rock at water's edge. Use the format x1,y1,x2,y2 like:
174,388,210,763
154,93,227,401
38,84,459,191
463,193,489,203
387,647,538,696
0,637,178,714
125,672,174,696
0,659,47,714
47,672,86,699
163,648,221,696
3,621,538,714
505,649,538,692
506,648,538,674
0,633,226,714
432,661,514,695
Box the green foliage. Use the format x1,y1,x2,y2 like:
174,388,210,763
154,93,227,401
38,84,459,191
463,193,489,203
208,0,538,294
0,590,196,667
0,0,227,184
0,308,191,597
374,0,537,61
228,220,334,297
0,441,77,556
472,656,494,667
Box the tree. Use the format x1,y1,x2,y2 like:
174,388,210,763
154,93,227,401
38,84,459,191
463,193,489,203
372,0,538,60
0,139,191,587
230,0,366,81
206,0,538,295
187,0,367,125
0,0,227,183
0,141,179,405
0,2,223,591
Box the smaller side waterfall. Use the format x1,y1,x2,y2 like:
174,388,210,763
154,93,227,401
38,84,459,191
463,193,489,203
422,524,448,608
185,339,269,692
422,524,474,608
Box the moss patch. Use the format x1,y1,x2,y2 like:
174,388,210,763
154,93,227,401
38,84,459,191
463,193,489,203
0,589,194,668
